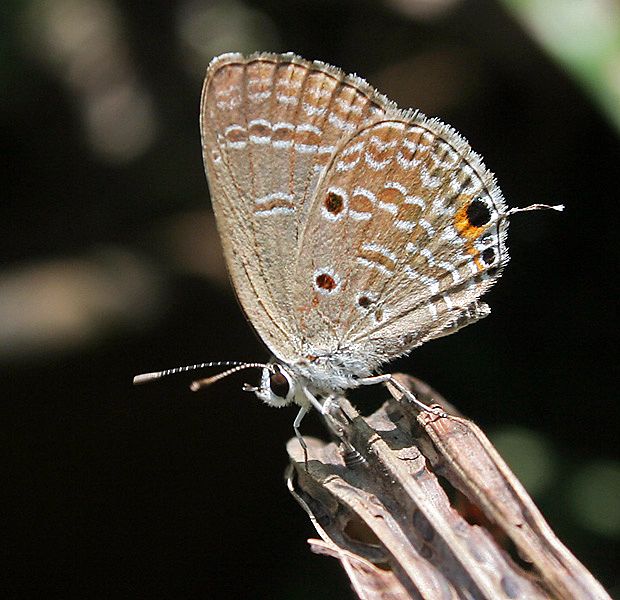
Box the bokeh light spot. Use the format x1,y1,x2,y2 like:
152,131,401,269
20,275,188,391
568,460,620,537
490,426,557,496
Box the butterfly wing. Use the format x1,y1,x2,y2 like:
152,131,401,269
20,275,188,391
201,53,393,362
294,117,509,370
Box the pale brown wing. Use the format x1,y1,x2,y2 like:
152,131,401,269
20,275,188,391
293,118,509,369
200,52,394,361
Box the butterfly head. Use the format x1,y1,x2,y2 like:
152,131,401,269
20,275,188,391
245,363,297,408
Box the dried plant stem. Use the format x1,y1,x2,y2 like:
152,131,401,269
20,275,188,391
286,374,610,600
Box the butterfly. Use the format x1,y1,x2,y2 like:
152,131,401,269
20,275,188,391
135,53,561,454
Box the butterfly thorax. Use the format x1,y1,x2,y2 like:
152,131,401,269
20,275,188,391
289,349,376,396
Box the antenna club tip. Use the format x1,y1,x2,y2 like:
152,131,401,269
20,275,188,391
133,372,161,385
189,382,201,392
553,204,565,212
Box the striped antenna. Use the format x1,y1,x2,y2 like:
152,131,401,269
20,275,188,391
189,362,273,391
507,203,564,216
133,361,271,386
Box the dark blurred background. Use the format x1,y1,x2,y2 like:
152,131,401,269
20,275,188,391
3,0,619,597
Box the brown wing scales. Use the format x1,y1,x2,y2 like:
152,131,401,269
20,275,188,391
294,118,508,364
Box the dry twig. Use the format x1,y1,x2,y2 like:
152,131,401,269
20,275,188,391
286,374,610,600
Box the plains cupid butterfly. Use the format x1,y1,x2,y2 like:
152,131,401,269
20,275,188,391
134,53,562,456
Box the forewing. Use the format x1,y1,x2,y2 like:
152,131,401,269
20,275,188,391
201,53,391,361
294,118,509,367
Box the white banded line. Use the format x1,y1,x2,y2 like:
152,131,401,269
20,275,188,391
247,78,268,87
225,141,246,150
336,158,360,173
255,192,294,205
221,118,337,154
328,112,356,132
248,118,271,129
224,124,245,136
428,304,439,320
296,144,335,155
273,121,295,131
454,253,479,275
458,165,477,194
255,206,295,216
272,121,294,149
461,164,477,179
384,182,425,210
394,220,415,231
249,135,271,145
335,141,365,171
409,126,426,136
403,138,418,152
348,188,374,219
420,131,435,144
277,94,299,105
404,195,426,209
440,225,464,245
419,166,442,188
438,261,462,284
248,118,271,144
372,121,406,131
405,243,418,254
318,144,336,154
442,294,454,310
448,176,464,194
275,78,303,90
396,151,422,169
378,200,398,215
216,99,241,110
305,86,334,99
419,219,436,237
360,117,378,128
350,209,372,221
430,145,460,169
342,141,365,156
335,98,363,114
361,242,398,263
352,187,377,204
296,123,322,135
385,181,407,195
431,198,455,216
420,248,436,266
303,102,326,117
461,180,481,195
369,136,398,151
214,84,241,97
248,91,272,102
404,266,440,294
357,257,394,277
364,151,392,170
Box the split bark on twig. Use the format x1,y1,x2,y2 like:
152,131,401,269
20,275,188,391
286,374,610,600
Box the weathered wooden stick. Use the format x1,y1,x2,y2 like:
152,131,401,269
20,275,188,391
286,374,610,600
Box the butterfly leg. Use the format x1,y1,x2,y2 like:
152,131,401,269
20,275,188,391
321,394,337,414
357,374,447,417
302,386,328,415
293,405,309,468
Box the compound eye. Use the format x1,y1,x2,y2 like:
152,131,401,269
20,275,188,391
269,368,290,399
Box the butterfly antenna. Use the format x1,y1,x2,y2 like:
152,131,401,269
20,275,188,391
505,203,564,217
133,361,270,386
189,363,273,391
